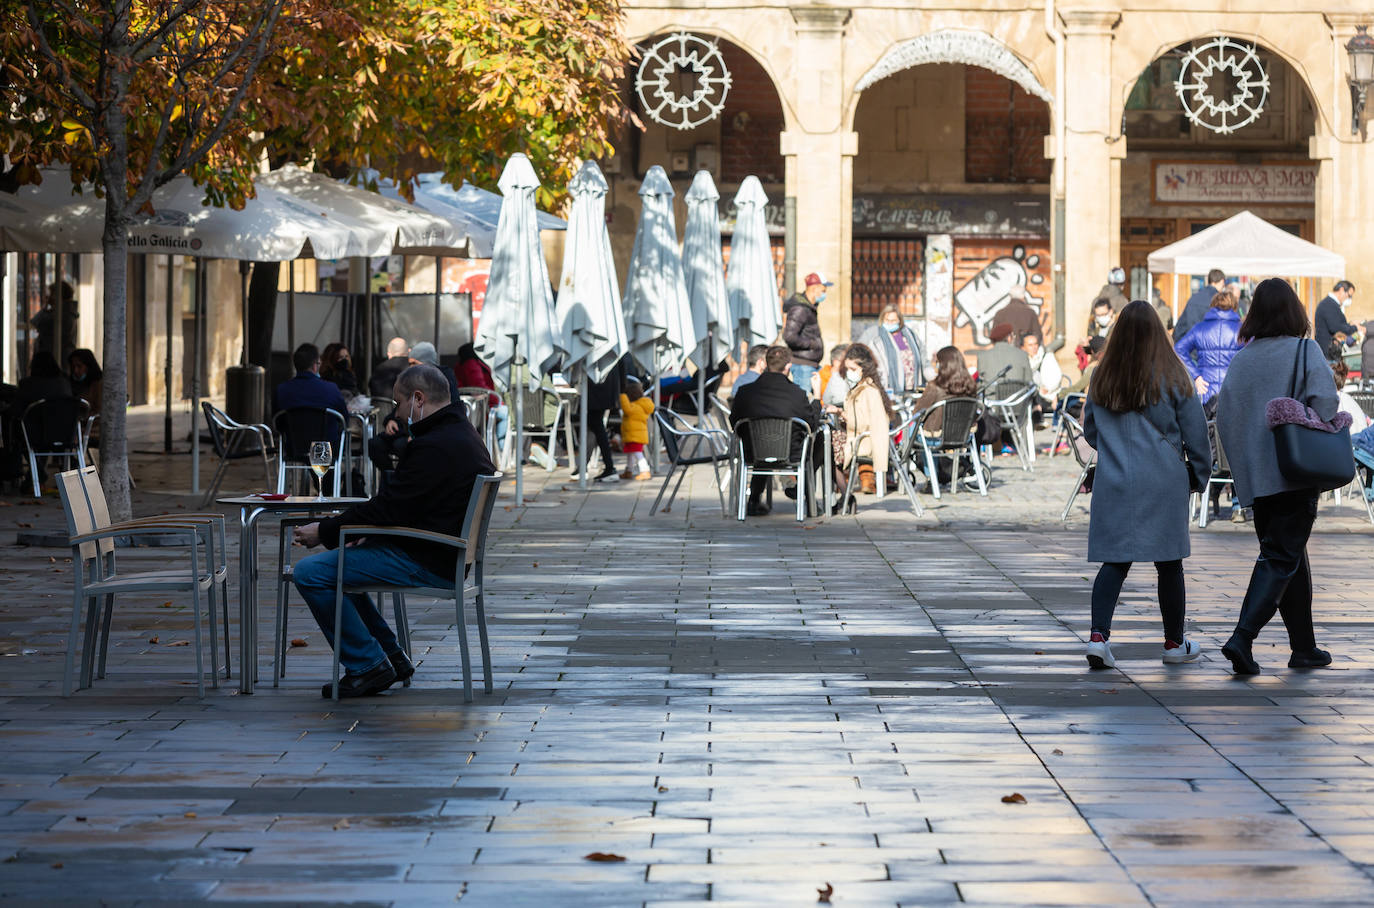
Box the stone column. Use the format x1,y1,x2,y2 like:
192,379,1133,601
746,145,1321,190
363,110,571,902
1058,9,1122,339
1315,16,1374,306
782,7,854,347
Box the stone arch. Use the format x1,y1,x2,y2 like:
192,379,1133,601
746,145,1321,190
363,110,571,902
1117,32,1327,134
854,28,1054,107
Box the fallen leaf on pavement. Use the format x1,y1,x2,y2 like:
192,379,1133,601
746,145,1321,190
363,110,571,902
532,562,538,568
1099,689,1118,695
290,638,308,647
1034,650,1044,655
183,812,197,818
16,522,32,528
1001,793,1028,804
74,817,86,822
818,882,834,902
583,852,626,862
50,862,62,869
165,640,190,647
148,636,159,644
333,818,350,830
1052,749,1064,756
657,786,669,793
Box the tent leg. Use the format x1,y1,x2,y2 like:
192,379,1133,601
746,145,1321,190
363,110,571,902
578,373,588,491
513,341,524,504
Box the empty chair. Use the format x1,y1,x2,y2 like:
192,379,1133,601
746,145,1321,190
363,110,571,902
201,403,275,506
842,413,925,517
652,409,731,515
327,473,503,702
1059,411,1098,521
20,397,87,497
273,407,347,496
1197,420,1236,528
981,377,1037,471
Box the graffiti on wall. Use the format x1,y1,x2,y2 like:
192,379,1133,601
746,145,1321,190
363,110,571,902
952,244,1047,346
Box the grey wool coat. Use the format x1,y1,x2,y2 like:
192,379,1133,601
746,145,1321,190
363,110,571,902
1215,337,1340,507
1083,389,1211,563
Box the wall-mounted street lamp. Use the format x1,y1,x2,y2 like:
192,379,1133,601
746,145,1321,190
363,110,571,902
1348,25,1374,138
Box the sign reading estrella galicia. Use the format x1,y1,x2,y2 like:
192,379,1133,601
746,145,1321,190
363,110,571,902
852,194,1050,237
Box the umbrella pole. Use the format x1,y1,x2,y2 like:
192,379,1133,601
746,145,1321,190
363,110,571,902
513,340,524,504
697,332,709,427
651,348,661,474
287,262,296,356
434,256,443,348
578,372,588,491
191,258,203,496
164,254,174,455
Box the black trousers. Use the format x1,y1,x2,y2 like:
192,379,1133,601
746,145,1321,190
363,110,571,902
587,409,614,473
1091,560,1186,642
1234,489,1318,651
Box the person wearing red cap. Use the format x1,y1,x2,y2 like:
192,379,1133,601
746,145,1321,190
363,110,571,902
782,272,832,394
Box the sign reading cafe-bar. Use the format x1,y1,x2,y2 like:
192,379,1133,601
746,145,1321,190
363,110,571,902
1153,161,1317,205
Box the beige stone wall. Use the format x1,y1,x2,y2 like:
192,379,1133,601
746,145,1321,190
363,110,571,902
852,64,966,191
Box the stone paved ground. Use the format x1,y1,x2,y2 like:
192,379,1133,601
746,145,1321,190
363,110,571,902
1,404,1373,905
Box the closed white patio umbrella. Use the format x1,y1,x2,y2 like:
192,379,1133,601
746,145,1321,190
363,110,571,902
556,161,628,489
474,154,564,502
682,170,731,419
725,176,780,354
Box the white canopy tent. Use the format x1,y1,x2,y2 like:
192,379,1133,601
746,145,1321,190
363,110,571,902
1147,211,1345,314
369,171,566,258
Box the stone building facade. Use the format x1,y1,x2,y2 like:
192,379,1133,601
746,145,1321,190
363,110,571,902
613,1,1374,359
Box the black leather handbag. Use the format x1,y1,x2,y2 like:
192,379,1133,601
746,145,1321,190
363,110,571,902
1272,341,1355,491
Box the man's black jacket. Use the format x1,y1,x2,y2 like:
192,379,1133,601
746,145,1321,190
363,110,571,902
319,402,495,580
729,370,819,460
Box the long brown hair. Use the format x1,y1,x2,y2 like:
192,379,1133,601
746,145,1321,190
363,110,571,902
932,346,976,396
1089,299,1194,412
843,343,895,419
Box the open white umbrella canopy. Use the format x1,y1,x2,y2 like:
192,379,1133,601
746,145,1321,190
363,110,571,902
260,165,467,256
682,170,731,368
556,161,627,385
474,154,563,382
725,176,780,351
1146,209,1345,277
0,172,104,252
623,165,695,373
372,172,566,258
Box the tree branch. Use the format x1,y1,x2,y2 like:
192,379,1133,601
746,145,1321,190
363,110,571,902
24,0,97,111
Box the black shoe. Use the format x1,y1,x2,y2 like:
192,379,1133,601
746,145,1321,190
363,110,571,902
388,649,415,683
783,485,798,500
1288,648,1332,668
1221,633,1261,675
830,495,856,516
321,662,397,698
746,500,770,516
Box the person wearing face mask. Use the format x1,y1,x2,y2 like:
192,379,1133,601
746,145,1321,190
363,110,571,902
835,343,896,506
1313,280,1358,363
291,364,495,698
319,343,359,398
781,272,831,394
858,304,929,399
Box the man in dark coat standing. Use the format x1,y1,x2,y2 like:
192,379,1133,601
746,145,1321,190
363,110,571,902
1314,281,1358,361
990,285,1042,346
729,346,820,516
292,364,495,698
782,272,830,394
1173,269,1225,341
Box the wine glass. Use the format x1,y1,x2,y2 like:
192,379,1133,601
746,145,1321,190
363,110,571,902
308,441,332,501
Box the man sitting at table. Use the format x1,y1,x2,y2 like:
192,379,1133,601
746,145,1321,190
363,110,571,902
729,345,821,516
292,364,495,698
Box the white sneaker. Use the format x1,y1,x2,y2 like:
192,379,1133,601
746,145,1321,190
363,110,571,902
528,443,554,471
1086,632,1115,669
1162,637,1202,664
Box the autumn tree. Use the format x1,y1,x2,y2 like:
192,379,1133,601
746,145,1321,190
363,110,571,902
1,0,630,519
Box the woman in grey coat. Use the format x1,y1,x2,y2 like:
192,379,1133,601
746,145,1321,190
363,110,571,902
1083,301,1211,669
1215,278,1340,674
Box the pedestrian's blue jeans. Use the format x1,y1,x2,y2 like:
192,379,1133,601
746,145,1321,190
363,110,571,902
293,543,449,675
790,364,818,395
492,404,509,447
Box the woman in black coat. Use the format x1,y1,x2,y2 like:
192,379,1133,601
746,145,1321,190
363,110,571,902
579,357,623,482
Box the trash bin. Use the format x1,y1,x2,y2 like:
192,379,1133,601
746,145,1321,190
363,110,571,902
225,364,266,426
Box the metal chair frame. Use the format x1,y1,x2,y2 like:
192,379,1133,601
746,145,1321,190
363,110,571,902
981,378,1037,471
1059,412,1097,521
19,397,87,498
909,397,988,499
1196,420,1236,529
731,417,820,521
840,412,925,517
201,402,275,507
328,473,503,702
1050,392,1088,457
272,406,348,497
651,410,731,516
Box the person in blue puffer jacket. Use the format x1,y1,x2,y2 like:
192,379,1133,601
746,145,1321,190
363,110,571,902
1173,289,1242,414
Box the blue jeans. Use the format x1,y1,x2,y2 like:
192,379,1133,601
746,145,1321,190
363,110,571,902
293,543,449,675
790,364,818,395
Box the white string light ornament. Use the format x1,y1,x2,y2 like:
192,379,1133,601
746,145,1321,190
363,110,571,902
635,33,732,130
1173,37,1269,135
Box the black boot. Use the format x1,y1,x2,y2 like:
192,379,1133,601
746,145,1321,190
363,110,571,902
1288,648,1332,669
1221,630,1261,675
830,495,856,516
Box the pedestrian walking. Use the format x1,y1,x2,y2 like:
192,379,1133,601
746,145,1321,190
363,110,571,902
1215,278,1344,675
782,272,829,393
1173,287,1242,414
1082,300,1210,670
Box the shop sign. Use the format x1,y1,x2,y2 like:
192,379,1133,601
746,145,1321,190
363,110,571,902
853,194,1049,237
1153,161,1316,204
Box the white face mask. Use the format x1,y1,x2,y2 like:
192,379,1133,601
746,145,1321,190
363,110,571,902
1095,314,1112,328
883,320,900,332
1341,297,1352,310
844,367,863,387
406,395,423,431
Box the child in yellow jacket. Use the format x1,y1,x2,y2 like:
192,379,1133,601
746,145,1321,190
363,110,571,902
619,377,655,480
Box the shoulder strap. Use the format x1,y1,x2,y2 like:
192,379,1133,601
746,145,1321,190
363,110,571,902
1289,339,1304,399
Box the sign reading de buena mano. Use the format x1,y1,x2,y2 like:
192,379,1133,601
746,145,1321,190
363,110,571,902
1153,160,1316,205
